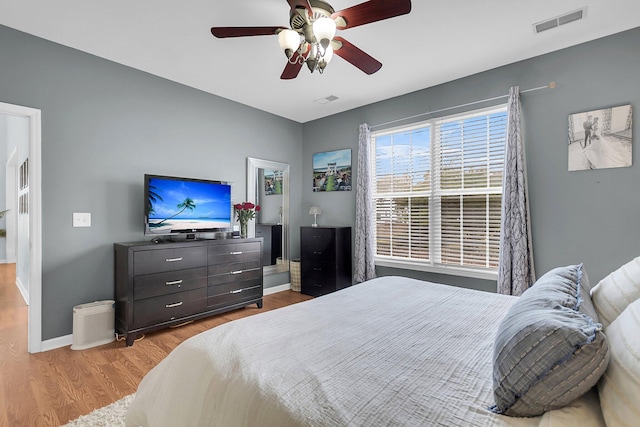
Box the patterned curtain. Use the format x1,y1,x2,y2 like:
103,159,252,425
354,123,377,283
498,87,535,295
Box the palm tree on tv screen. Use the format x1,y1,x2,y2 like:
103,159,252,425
147,184,163,216
154,197,196,226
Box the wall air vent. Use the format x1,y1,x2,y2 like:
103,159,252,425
534,7,586,34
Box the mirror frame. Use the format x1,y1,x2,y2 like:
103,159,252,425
247,157,290,275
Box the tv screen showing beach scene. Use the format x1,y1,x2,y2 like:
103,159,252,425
145,175,232,235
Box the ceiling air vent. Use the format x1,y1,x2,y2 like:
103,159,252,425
534,7,586,34
314,95,339,105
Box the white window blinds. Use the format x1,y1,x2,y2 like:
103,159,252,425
371,106,507,276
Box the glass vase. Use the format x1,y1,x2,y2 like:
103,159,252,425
240,220,247,238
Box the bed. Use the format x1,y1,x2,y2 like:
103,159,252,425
125,264,640,426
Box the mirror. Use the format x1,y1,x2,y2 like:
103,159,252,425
247,157,289,275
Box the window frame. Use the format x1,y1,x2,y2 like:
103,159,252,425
370,104,507,281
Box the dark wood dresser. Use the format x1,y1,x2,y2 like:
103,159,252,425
300,226,352,297
114,238,263,346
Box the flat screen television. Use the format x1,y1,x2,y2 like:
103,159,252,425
144,174,232,236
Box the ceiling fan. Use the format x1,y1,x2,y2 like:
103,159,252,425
211,0,412,80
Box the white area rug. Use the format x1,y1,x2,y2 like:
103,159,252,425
63,394,134,427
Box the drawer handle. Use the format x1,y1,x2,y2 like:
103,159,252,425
313,283,322,287
165,280,183,286
230,289,243,294
313,251,322,255
313,267,322,271
166,302,183,308
165,257,183,262
230,251,243,255
230,270,243,275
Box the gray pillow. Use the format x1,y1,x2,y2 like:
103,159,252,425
490,264,610,417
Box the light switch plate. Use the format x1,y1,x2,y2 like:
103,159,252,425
73,212,91,227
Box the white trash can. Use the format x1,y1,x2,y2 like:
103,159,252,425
71,300,116,350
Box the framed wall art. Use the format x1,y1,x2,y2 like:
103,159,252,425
568,104,632,171
263,169,283,195
312,148,352,192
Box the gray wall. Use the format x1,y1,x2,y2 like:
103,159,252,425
0,25,303,340
302,27,640,292
2,22,639,342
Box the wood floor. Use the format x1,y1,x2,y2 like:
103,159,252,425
0,264,312,426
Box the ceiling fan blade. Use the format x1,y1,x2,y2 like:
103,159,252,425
281,46,311,80
333,36,382,75
331,0,411,29
287,0,313,17
211,26,286,38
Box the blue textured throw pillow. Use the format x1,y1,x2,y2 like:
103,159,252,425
490,264,609,417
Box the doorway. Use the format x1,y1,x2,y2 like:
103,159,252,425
0,101,42,353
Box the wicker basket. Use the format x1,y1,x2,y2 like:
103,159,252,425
290,258,301,292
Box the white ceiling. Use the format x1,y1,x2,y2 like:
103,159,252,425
2,0,639,123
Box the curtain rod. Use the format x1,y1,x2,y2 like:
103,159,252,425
370,82,556,130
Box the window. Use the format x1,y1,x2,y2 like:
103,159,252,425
371,106,507,279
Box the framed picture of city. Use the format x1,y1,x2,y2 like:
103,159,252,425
568,104,632,171
312,148,352,192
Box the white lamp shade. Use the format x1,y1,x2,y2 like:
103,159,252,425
309,206,322,215
278,29,301,54
312,17,336,47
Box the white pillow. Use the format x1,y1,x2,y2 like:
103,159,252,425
597,298,640,426
591,256,640,328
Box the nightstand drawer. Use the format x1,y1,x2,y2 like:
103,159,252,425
134,246,207,275
133,288,207,328
133,267,207,300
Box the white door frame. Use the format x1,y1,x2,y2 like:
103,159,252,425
0,101,42,353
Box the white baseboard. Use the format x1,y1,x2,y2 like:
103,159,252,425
16,277,29,305
264,283,291,295
39,284,292,352
41,334,73,352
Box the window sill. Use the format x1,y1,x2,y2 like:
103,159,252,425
375,257,498,281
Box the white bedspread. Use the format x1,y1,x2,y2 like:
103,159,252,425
126,276,605,427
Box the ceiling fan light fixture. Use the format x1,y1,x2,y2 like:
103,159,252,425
312,17,336,49
318,44,333,72
278,29,301,58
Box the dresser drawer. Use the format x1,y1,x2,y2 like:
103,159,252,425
207,284,262,310
301,228,335,251
133,288,207,328
134,246,207,275
301,262,334,278
301,279,332,297
208,274,261,295
208,242,261,265
208,267,261,287
133,267,207,300
209,260,260,277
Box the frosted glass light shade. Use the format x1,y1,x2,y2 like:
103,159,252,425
278,29,301,56
321,45,333,64
313,17,336,48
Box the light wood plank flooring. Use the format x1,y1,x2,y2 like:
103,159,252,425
0,264,312,426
